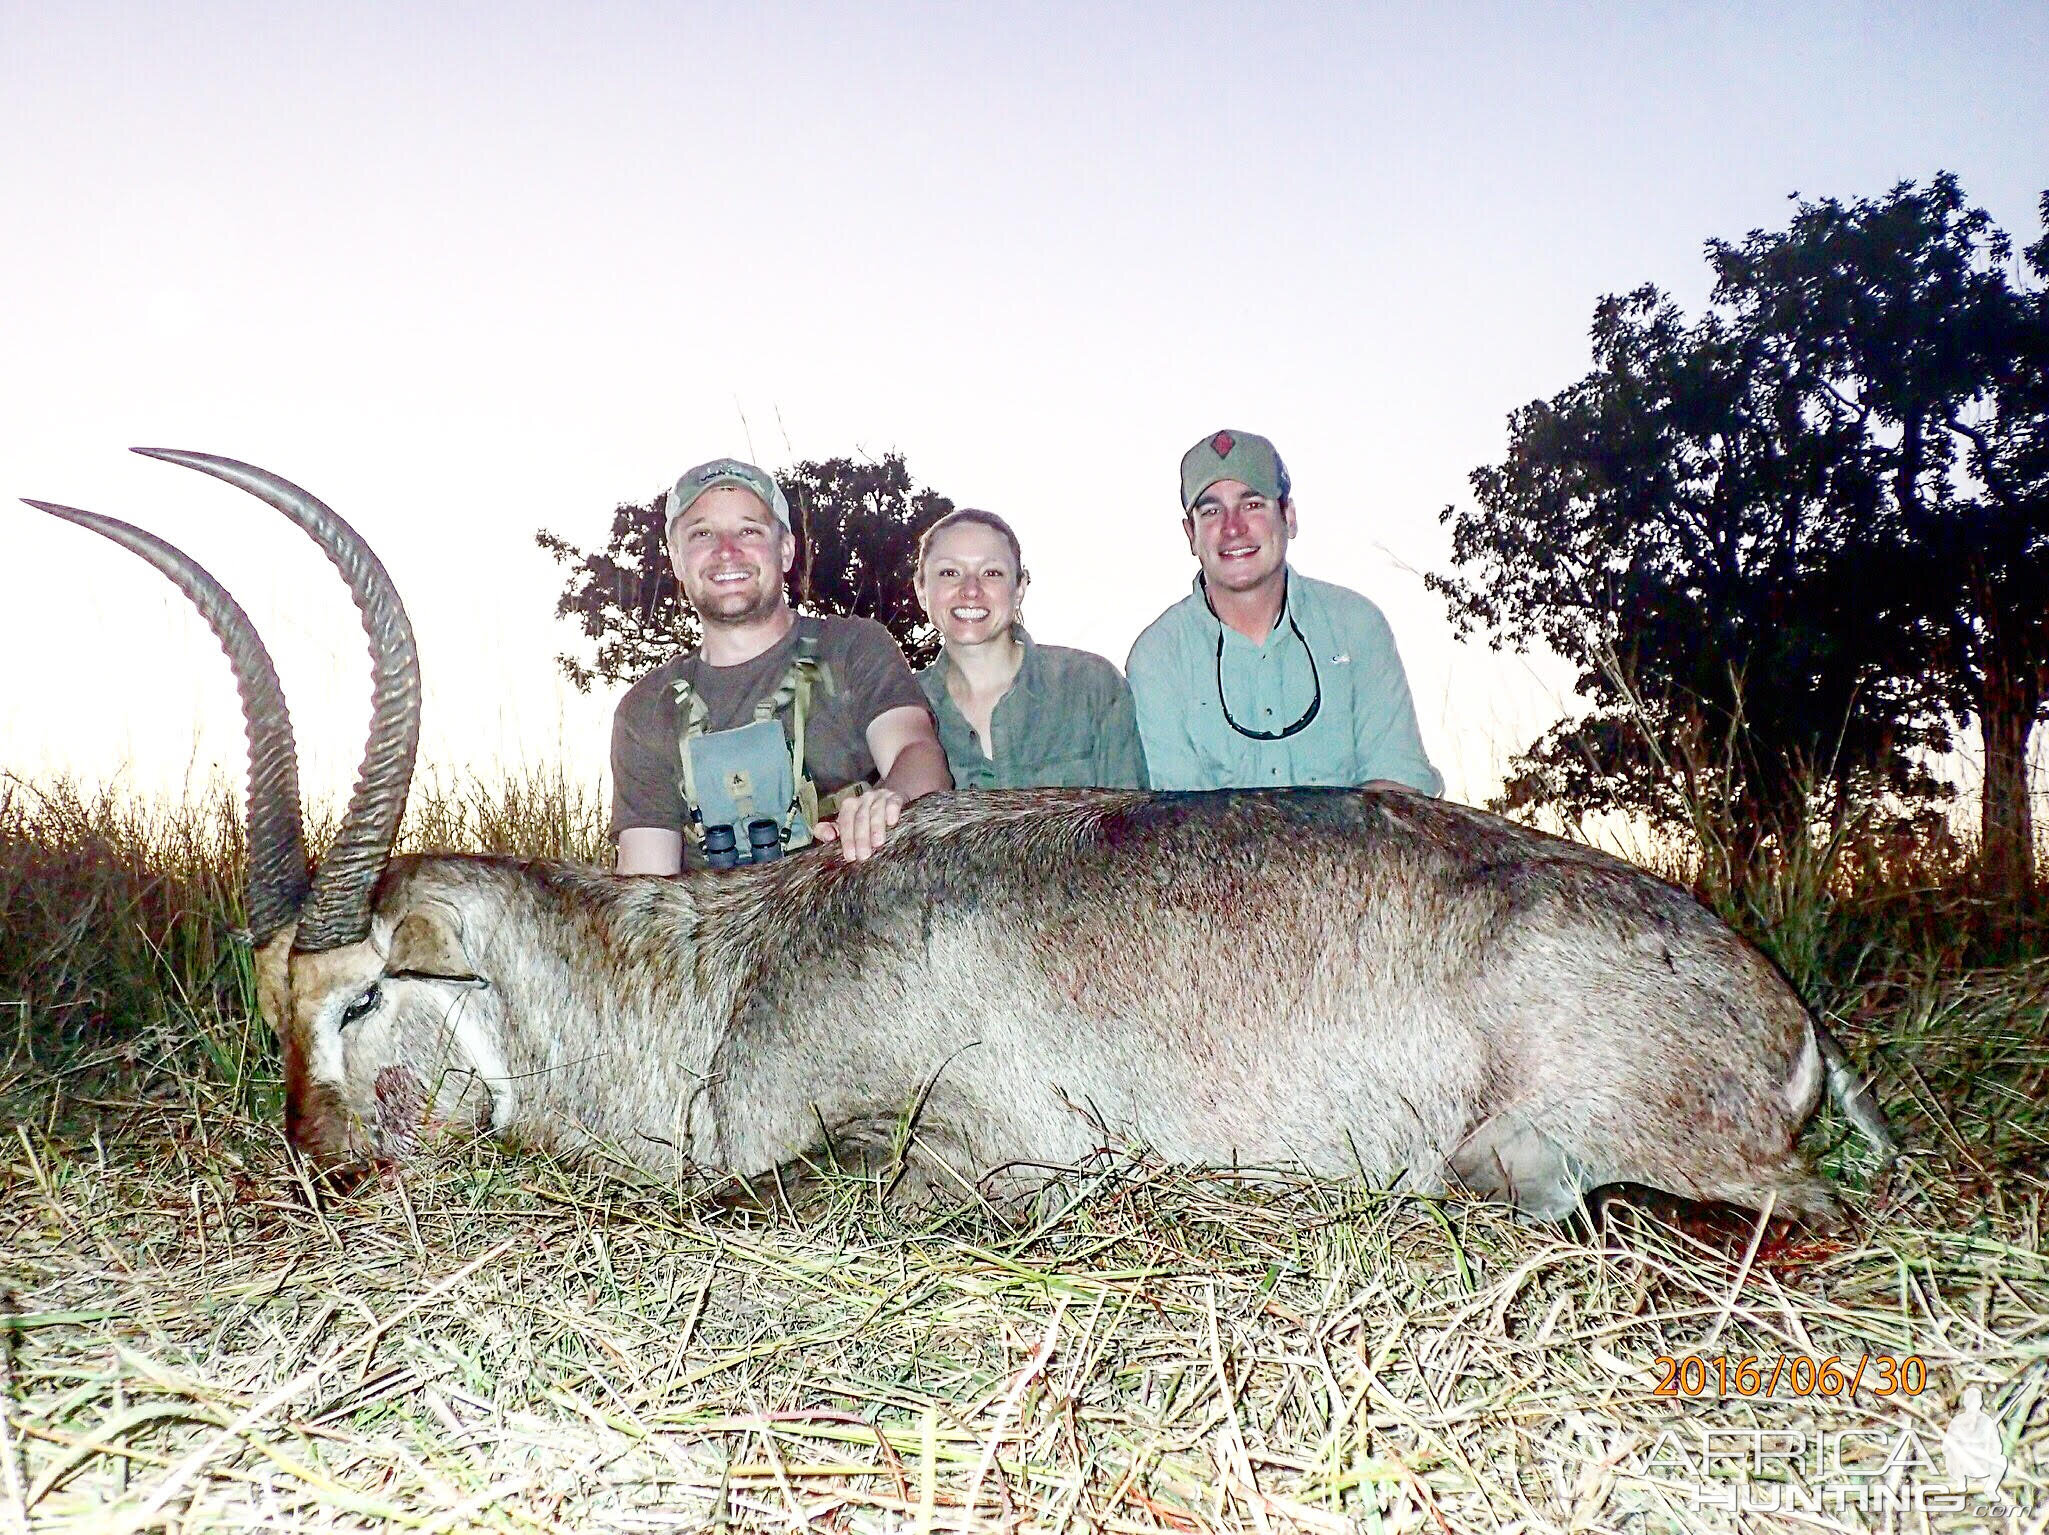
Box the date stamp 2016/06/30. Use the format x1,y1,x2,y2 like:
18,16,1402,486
1653,1354,1928,1399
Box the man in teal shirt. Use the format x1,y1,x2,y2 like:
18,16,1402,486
1125,429,1442,795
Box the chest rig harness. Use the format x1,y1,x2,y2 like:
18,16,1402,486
671,617,849,867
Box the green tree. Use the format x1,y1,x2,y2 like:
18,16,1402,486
1431,284,1944,864
537,452,954,690
1709,176,2049,905
1436,174,2048,904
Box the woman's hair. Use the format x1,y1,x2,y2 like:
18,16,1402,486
916,508,1026,581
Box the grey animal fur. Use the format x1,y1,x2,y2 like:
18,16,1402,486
316,785,1890,1224
39,450,1893,1228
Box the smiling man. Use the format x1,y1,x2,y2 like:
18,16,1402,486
1124,430,1441,795
610,458,950,872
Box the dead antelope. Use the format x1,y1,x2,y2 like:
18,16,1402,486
30,451,1894,1225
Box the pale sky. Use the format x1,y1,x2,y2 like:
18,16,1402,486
4,2,2044,815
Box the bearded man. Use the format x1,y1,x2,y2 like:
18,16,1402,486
611,458,950,872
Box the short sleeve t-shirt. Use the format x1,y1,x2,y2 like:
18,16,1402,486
610,614,930,838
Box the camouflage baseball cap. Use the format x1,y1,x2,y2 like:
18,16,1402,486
1179,429,1291,510
665,458,792,533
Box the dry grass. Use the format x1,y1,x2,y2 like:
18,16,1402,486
2,775,2046,1532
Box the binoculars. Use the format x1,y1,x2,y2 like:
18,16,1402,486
703,817,785,871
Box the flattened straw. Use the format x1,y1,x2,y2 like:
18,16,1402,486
964,1299,1064,1522
916,1406,937,1533
1702,1190,1775,1349
750,1407,806,1531
129,1237,514,1522
0,1400,27,1535
1206,1283,1273,1535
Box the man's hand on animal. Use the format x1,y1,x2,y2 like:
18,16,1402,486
31,451,1898,1234
813,702,949,861
814,784,902,860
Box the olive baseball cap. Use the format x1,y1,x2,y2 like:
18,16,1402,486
1179,429,1291,510
665,458,792,533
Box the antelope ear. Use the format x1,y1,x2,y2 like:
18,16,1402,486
386,907,480,982
253,927,297,1039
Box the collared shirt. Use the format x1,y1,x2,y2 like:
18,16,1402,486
916,629,1149,789
1125,570,1442,794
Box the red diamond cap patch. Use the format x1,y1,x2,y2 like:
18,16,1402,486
1210,431,1235,458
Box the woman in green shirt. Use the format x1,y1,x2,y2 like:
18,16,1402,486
912,509,1148,789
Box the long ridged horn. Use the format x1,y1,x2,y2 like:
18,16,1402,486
25,500,312,945
131,449,420,953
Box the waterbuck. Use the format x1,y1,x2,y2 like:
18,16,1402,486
30,451,1893,1225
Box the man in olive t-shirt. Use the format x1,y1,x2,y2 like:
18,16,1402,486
610,458,950,872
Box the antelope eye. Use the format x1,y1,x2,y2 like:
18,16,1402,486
340,984,381,1028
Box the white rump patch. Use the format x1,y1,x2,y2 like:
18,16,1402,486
1782,1026,1823,1118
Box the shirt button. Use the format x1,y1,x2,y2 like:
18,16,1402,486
1263,707,1273,716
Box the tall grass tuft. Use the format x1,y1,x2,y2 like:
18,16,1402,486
401,763,613,863
1667,767,2040,1008
0,774,251,1061
0,767,612,1074
1545,655,2044,996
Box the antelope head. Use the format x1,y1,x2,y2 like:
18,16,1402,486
31,451,502,1171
